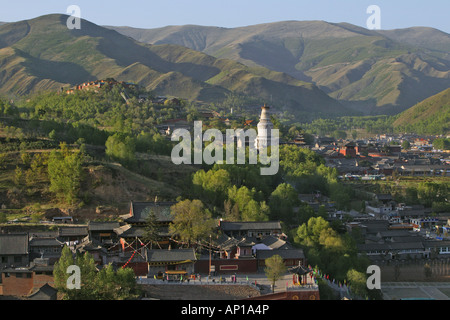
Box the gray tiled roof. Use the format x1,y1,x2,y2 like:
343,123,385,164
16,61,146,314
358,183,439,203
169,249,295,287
0,233,28,255
114,225,145,238
146,249,197,263
29,237,64,247
358,241,425,251
260,235,292,250
123,201,176,223
88,221,120,231
58,226,88,237
219,221,281,231
256,249,305,260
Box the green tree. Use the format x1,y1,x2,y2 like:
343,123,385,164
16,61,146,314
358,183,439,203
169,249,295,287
14,166,24,186
0,211,7,223
48,144,84,204
269,183,299,223
54,246,138,300
53,246,76,294
401,140,411,150
0,153,7,170
346,269,368,298
264,254,287,293
433,138,450,150
227,185,269,221
143,209,161,248
169,199,216,246
96,264,139,300
105,133,136,166
192,169,232,207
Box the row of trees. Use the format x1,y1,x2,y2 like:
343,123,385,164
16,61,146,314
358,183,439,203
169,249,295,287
54,246,139,300
13,143,85,205
294,216,382,299
177,145,356,228
297,112,449,137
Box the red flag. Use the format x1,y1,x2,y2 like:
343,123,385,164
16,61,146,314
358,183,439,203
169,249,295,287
120,238,125,251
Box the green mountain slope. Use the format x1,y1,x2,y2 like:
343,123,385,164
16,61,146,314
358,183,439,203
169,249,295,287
0,14,349,118
109,21,450,115
393,87,450,134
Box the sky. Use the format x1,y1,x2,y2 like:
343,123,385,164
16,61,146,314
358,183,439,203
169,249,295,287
0,0,449,33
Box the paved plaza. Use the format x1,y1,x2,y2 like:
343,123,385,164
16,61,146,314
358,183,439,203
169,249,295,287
381,282,450,300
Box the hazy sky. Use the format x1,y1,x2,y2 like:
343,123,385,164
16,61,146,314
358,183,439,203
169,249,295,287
0,0,449,33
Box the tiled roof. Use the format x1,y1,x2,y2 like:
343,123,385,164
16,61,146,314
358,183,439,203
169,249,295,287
260,235,292,250
29,237,64,247
58,226,88,237
88,221,120,231
146,249,197,263
123,201,176,223
114,225,145,238
219,221,281,231
0,233,28,255
256,249,305,260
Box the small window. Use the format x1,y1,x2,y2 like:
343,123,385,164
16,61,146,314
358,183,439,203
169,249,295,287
16,273,23,278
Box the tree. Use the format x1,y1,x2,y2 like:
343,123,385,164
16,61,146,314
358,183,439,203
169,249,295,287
346,269,368,299
53,246,76,295
53,246,97,300
48,144,84,205
264,255,287,293
169,199,216,246
269,183,299,223
0,211,7,223
143,208,161,248
96,264,139,300
192,169,231,207
105,133,136,166
54,246,138,300
227,185,269,221
433,138,450,151
401,140,411,150
223,199,239,221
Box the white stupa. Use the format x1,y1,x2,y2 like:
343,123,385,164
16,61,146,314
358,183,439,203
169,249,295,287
255,104,274,150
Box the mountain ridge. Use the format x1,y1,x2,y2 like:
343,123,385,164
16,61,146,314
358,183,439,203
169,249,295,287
393,87,450,134
0,14,350,118
107,20,450,115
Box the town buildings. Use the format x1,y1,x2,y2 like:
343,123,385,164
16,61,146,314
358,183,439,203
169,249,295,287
0,201,308,299
313,134,449,178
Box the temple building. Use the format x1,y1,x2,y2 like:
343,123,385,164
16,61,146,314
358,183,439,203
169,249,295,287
255,105,274,151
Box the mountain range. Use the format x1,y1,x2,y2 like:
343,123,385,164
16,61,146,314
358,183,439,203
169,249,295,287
0,14,448,120
108,21,450,115
0,14,348,119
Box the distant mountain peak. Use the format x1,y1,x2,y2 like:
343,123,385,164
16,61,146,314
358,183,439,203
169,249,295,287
0,14,350,118
106,20,450,115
